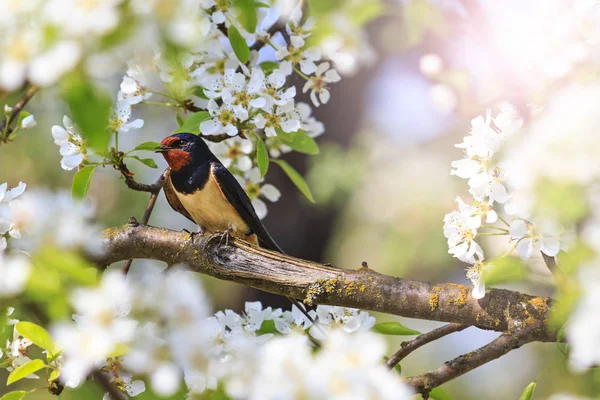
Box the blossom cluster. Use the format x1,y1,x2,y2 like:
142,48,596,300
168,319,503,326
0,181,101,298
41,1,346,218
443,104,564,298
10,268,413,400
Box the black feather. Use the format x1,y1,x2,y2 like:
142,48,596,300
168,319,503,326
211,163,283,252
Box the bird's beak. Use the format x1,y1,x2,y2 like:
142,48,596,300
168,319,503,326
154,145,174,153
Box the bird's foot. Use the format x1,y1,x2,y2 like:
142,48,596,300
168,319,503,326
182,227,205,241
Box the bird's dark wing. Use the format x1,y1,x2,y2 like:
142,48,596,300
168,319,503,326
164,171,195,224
211,162,283,252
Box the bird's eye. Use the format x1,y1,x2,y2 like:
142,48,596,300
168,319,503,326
177,140,188,147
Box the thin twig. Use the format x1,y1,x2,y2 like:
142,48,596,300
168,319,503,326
92,370,126,400
6,85,40,127
386,323,467,369
250,22,288,51
202,133,231,143
404,329,535,397
122,171,167,274
117,163,165,192
1,85,40,141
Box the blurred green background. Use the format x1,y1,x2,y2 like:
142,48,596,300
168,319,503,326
1,0,597,398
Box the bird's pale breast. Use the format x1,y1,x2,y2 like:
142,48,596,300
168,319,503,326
172,169,256,243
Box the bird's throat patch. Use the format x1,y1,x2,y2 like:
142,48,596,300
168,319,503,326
164,149,192,171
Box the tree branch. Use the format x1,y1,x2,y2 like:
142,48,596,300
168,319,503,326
92,370,126,400
1,85,39,141
93,225,557,341
120,171,166,274
117,164,166,192
386,323,467,369
404,328,536,397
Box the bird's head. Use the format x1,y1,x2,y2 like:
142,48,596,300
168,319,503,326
155,133,212,171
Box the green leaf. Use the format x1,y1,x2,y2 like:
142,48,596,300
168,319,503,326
272,160,315,203
556,324,569,357
483,257,527,286
276,129,319,155
174,111,211,134
133,141,161,152
7,359,45,385
430,387,453,400
49,369,60,382
256,319,277,335
129,156,158,168
61,73,112,153
519,382,537,400
256,136,269,177
228,25,250,64
176,111,184,127
16,111,31,127
71,165,97,200
0,391,28,400
16,322,58,354
259,61,279,74
372,322,421,336
233,0,258,33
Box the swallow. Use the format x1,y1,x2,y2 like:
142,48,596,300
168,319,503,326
156,133,321,330
155,132,282,252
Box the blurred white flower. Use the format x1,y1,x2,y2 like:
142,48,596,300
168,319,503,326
0,254,31,297
429,83,457,115
419,53,444,77
51,116,85,171
29,41,81,87
43,0,122,36
509,219,561,260
234,331,413,400
568,266,600,372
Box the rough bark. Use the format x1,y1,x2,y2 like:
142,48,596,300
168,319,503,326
95,224,557,342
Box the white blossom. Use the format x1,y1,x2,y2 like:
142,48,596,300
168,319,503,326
253,101,301,138
51,116,85,171
309,305,376,340
109,101,144,133
277,42,321,76
237,168,281,220
118,75,152,105
20,115,36,129
509,219,561,260
302,62,341,107
443,210,483,264
200,99,239,137
210,137,254,172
